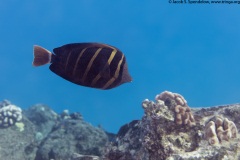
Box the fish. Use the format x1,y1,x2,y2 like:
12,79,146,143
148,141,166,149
32,43,132,89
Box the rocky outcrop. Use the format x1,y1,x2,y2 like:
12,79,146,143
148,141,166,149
0,101,109,160
0,114,37,159
104,91,240,160
35,118,108,160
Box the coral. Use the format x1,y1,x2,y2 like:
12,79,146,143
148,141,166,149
205,121,219,145
155,91,195,126
155,91,187,107
205,116,238,145
15,122,25,132
0,103,22,128
217,118,238,141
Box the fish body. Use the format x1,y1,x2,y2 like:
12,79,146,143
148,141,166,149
33,43,132,89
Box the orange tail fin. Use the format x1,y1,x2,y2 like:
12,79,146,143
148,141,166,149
33,45,52,66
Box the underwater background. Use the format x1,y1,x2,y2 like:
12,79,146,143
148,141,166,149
0,1,240,133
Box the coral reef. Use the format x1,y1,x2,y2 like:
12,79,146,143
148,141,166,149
104,91,240,160
0,90,240,160
0,100,22,127
104,91,200,160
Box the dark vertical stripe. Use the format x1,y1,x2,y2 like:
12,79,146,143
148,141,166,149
72,47,98,82
107,56,126,89
72,48,87,75
64,51,72,71
91,74,102,86
81,48,102,83
91,48,117,86
102,54,124,89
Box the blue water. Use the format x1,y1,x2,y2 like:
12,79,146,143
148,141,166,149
1,1,240,133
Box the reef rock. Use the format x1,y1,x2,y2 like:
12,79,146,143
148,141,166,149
24,104,58,140
0,100,37,160
35,112,108,160
0,101,109,160
104,91,240,160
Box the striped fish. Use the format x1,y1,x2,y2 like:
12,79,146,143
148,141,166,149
33,43,132,89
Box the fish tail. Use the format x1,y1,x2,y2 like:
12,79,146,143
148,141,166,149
33,45,52,66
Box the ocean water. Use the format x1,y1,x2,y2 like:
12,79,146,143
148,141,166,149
1,1,240,133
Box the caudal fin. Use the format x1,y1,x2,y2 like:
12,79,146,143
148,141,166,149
33,45,52,66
